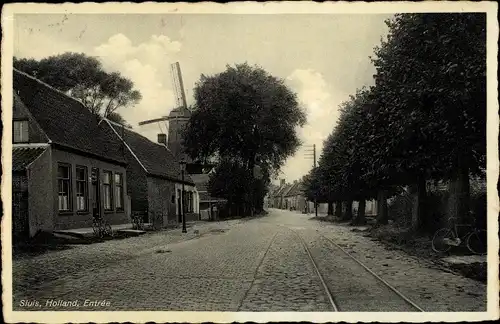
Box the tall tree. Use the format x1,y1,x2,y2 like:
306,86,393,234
14,53,141,121
370,13,486,230
184,63,306,213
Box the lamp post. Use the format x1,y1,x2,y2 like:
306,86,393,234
180,159,187,233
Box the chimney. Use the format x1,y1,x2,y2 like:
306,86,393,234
158,133,167,145
294,180,298,184
280,179,285,186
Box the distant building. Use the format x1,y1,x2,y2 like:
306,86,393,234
190,173,226,220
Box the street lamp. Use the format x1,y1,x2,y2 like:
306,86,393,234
179,159,187,233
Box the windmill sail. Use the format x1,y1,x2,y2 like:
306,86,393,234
170,62,188,110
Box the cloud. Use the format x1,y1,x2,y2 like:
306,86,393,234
14,29,87,60
93,33,183,141
276,69,346,183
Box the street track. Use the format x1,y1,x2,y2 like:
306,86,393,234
290,229,340,311
279,223,426,312
316,232,425,312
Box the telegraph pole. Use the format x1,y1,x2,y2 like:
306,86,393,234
313,144,318,217
304,144,318,217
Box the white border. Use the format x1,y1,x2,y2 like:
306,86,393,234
2,2,499,323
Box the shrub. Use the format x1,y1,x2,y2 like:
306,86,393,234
387,194,412,228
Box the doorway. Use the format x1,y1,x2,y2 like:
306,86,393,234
91,168,100,220
177,189,182,222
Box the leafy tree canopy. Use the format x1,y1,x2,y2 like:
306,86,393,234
183,63,306,175
14,52,142,122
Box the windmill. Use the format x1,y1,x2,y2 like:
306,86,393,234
138,62,190,134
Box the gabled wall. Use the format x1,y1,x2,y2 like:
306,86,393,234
13,94,49,143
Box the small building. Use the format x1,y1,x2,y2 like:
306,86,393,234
282,183,296,210
283,180,307,212
12,69,130,238
190,173,226,220
271,179,288,209
106,122,199,228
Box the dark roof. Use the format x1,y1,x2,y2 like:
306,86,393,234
285,182,303,197
13,69,126,165
168,106,192,118
199,191,227,203
282,184,296,197
107,121,194,185
274,184,290,197
189,173,226,202
12,146,47,172
190,173,209,192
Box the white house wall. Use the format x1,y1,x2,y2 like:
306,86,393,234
174,183,200,215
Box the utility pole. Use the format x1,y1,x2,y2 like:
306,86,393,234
313,144,318,218
304,144,318,216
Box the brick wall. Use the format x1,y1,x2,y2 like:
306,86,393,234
51,147,129,230
147,176,176,228
27,147,53,235
125,153,149,216
12,173,29,238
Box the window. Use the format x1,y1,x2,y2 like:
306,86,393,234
186,191,193,213
57,164,71,211
103,171,113,211
13,120,29,143
114,173,124,210
76,166,88,211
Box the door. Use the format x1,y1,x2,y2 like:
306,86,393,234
177,189,182,222
12,175,29,240
91,168,100,219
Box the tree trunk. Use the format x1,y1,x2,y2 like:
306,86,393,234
376,190,389,225
327,201,334,215
410,177,427,233
343,200,353,221
248,154,256,218
352,199,366,225
447,165,470,227
334,201,342,218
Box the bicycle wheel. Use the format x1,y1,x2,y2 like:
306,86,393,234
467,229,487,255
104,223,113,237
432,228,454,253
92,222,100,238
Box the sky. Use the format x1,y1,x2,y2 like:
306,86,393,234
14,13,392,184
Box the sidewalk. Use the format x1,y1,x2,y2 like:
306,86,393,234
13,219,244,296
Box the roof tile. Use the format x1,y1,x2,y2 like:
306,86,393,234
12,146,47,172
13,69,126,164
107,121,194,184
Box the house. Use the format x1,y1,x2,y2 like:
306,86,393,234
282,183,296,210
106,121,199,228
283,180,307,212
277,182,293,210
264,183,279,209
189,173,226,220
271,179,288,209
12,69,130,238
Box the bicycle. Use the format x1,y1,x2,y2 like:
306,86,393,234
131,212,145,230
431,218,487,255
92,216,113,239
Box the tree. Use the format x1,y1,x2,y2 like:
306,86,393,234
14,53,141,122
107,112,133,128
184,63,306,214
370,13,486,230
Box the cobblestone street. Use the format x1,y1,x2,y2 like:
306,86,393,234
13,209,487,312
